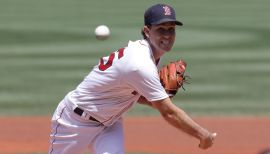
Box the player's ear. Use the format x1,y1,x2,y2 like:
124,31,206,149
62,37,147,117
143,25,150,38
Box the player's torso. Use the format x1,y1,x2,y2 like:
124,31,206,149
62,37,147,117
77,39,153,99
65,39,156,125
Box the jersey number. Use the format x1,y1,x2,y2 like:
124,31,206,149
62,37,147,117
98,48,125,71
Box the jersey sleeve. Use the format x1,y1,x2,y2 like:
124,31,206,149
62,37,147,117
125,62,169,102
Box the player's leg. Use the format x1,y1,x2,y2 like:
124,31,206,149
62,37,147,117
92,118,124,154
49,120,90,154
48,100,104,154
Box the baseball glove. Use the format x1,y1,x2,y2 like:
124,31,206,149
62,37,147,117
159,59,189,97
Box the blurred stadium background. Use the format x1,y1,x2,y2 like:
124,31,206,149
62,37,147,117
0,0,270,117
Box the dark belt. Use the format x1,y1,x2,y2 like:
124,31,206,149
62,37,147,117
73,107,100,123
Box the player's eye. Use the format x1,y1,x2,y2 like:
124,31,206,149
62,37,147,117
157,27,175,35
168,28,175,34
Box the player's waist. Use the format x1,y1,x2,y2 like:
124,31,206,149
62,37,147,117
73,107,100,123
64,92,138,126
63,97,102,124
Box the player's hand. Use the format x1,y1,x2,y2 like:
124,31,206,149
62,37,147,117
198,132,217,149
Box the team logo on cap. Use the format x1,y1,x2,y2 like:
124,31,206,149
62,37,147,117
163,6,171,16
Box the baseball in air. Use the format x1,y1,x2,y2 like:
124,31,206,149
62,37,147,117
95,25,110,40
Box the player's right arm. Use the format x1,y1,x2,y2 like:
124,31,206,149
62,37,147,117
151,97,217,149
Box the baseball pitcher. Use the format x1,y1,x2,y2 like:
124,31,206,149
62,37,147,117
49,3,217,154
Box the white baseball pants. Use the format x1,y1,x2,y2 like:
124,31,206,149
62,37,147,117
48,100,124,154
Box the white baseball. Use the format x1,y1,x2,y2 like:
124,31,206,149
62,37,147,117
95,25,110,40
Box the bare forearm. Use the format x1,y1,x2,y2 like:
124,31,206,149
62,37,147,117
162,107,209,140
152,98,216,149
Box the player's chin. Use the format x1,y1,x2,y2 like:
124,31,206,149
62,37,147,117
161,46,173,52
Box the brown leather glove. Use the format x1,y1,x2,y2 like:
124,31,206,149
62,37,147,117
159,59,189,97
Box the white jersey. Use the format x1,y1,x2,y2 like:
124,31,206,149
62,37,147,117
64,39,168,126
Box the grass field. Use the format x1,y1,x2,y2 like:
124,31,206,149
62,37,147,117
0,0,270,116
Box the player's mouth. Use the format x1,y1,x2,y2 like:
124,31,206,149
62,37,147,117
160,39,173,51
162,40,170,45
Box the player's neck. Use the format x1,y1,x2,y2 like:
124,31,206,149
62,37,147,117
146,39,166,60
152,48,165,61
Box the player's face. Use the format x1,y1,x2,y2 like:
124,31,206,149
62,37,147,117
145,22,176,53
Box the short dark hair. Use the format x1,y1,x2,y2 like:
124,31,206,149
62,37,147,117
141,28,147,39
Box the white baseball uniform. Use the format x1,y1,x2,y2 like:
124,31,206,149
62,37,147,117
49,39,169,154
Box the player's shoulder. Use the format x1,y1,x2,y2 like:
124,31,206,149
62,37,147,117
125,39,151,58
129,40,156,66
127,39,149,51
121,39,154,71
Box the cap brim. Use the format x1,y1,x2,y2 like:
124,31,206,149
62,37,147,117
151,18,183,26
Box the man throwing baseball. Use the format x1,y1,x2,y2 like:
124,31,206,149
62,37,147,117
49,3,217,154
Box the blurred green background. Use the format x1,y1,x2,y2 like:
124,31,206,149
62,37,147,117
0,0,269,117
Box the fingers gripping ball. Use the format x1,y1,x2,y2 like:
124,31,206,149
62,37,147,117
159,60,189,97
